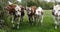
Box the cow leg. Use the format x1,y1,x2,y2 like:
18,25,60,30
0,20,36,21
11,15,15,28
32,16,34,25
17,17,20,29
32,16,34,22
56,16,60,29
41,15,44,25
35,15,39,25
38,16,41,24
53,16,57,29
21,16,23,22
34,15,37,25
28,15,31,25
36,15,41,25
29,17,32,25
54,16,58,29
54,21,58,29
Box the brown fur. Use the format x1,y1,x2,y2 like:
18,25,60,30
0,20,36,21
5,4,25,16
31,6,37,15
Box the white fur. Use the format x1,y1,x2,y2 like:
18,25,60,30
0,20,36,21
15,5,21,16
53,5,60,29
53,5,60,16
35,7,43,15
35,7,43,25
27,7,31,14
15,5,21,11
15,5,21,29
28,7,31,14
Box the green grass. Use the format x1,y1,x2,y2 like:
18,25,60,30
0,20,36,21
0,10,60,32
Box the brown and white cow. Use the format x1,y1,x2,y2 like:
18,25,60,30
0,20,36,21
26,6,37,25
5,1,25,29
26,6,44,25
52,5,60,29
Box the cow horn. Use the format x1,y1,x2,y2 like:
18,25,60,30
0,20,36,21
17,0,21,2
8,1,13,5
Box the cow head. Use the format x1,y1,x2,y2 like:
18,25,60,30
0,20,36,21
5,4,16,15
15,5,25,16
15,5,21,16
53,5,60,17
26,7,32,15
35,7,43,15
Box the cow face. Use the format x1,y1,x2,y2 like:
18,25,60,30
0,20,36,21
15,5,21,16
26,7,31,14
56,7,60,16
35,7,43,15
53,5,60,16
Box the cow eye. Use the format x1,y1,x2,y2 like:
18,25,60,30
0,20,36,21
18,10,20,12
58,10,60,11
15,11,17,12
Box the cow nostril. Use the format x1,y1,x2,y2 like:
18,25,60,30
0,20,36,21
55,13,58,17
56,13,58,15
15,11,17,12
59,10,60,11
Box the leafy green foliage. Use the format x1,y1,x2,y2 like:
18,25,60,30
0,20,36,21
27,1,37,7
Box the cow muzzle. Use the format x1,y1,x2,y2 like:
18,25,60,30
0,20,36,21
55,13,58,17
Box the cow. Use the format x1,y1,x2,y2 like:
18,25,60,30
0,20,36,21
52,5,60,29
35,7,44,25
4,1,25,29
26,6,43,25
26,6,37,25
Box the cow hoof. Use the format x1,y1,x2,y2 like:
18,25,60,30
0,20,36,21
12,25,15,29
55,26,57,29
31,23,34,25
17,26,19,29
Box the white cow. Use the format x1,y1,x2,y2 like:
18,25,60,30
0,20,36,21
52,5,60,29
35,7,44,25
